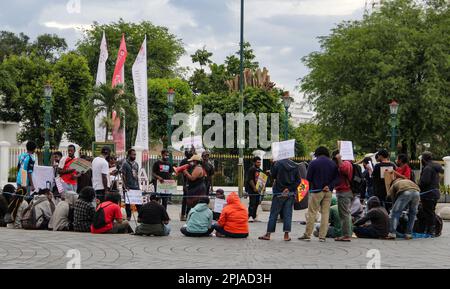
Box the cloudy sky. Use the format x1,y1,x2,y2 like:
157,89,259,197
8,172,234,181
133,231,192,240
0,0,369,99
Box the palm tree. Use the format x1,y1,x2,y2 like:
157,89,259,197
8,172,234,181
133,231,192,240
90,84,137,141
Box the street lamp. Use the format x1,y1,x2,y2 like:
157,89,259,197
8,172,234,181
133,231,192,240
389,100,399,162
282,91,293,140
43,83,53,166
167,88,175,165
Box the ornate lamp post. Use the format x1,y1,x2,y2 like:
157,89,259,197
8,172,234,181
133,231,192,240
237,0,245,197
389,100,399,162
43,83,53,166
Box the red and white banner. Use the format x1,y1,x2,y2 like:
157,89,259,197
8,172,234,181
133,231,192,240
112,34,128,152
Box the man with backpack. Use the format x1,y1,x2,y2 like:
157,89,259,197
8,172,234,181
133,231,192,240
21,188,55,230
91,192,132,234
332,150,354,242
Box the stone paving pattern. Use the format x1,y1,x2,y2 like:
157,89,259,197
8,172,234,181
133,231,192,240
1,203,449,269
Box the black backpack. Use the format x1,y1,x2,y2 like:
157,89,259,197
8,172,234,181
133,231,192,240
93,203,112,229
350,163,366,197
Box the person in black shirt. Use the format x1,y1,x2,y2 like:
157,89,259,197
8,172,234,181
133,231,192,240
372,150,396,210
152,149,174,210
353,196,389,239
245,156,263,222
180,148,194,221
202,151,215,194
134,193,171,236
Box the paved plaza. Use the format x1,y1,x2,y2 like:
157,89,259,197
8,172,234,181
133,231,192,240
1,204,449,269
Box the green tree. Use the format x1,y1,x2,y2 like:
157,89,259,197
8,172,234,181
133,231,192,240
0,31,30,61
148,78,194,145
191,46,213,69
89,84,137,142
300,0,450,159
31,34,67,62
0,69,20,121
225,42,259,76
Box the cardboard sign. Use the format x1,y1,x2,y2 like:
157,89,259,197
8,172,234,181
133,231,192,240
69,158,92,173
213,198,227,213
157,179,177,195
338,141,355,161
124,190,144,205
272,140,295,161
255,172,268,194
384,169,395,194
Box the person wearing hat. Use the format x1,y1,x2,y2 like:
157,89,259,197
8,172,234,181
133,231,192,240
134,193,171,236
183,154,207,215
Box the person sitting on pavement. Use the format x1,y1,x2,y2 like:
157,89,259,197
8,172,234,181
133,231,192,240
386,178,420,240
180,197,213,237
91,192,132,234
314,196,343,239
134,193,171,236
0,184,15,227
73,186,96,232
212,192,249,238
48,191,78,231
212,189,226,221
22,188,55,230
4,186,28,229
353,196,389,239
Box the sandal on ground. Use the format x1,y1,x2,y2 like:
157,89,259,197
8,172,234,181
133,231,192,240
258,235,271,241
335,237,351,242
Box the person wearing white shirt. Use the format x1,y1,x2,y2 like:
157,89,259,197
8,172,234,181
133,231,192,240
92,146,111,203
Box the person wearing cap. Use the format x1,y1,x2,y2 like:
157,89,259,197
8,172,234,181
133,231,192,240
134,193,171,236
91,146,111,203
183,154,207,215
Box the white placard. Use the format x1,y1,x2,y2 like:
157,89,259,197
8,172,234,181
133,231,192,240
213,198,227,213
380,166,394,179
339,141,355,161
125,190,143,205
157,180,177,195
271,140,295,161
32,166,55,191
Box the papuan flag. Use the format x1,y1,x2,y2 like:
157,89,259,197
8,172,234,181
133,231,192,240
132,36,149,150
111,34,128,152
94,31,108,142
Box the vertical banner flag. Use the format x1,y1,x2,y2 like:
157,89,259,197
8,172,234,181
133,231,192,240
132,36,149,150
112,34,128,152
94,32,108,142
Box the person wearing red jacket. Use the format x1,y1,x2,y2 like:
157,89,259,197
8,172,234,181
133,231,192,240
212,192,249,238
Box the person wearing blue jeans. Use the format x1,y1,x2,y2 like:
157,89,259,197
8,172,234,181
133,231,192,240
387,178,421,240
259,158,300,242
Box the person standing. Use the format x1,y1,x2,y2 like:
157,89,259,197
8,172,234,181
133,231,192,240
386,178,420,240
362,157,374,201
58,144,80,193
180,149,194,221
259,158,300,242
122,149,140,220
245,156,263,222
372,149,396,209
76,155,93,194
17,141,37,195
91,146,111,203
332,150,354,242
299,146,338,242
202,151,215,194
183,154,207,215
419,151,444,236
152,149,175,210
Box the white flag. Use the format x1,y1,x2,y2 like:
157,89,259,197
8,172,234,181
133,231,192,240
94,32,108,142
132,36,149,150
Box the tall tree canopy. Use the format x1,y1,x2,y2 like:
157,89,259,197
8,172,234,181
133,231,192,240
301,0,450,158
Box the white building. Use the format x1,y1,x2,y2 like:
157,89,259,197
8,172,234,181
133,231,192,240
0,121,22,146
289,93,316,127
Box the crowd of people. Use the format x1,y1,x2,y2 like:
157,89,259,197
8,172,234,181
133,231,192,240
0,141,445,242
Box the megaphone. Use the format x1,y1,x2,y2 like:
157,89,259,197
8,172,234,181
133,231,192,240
173,164,190,176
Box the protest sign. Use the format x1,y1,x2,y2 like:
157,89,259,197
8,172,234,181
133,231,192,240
125,190,144,205
69,158,92,173
157,179,177,195
338,141,355,161
271,140,295,161
255,172,268,194
213,198,227,213
32,166,55,191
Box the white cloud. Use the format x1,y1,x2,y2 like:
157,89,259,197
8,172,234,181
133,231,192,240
43,21,91,31
280,46,293,56
227,0,364,19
